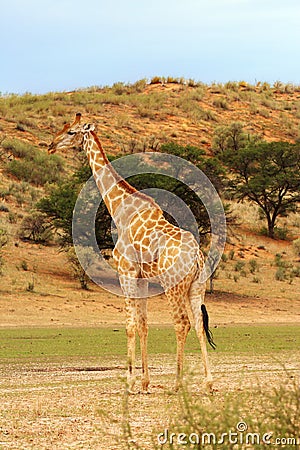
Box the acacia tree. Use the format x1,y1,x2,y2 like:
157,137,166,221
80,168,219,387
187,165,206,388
128,142,227,241
220,141,300,238
212,122,261,155
37,171,113,250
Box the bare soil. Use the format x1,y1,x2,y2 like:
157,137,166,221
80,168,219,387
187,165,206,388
1,352,299,449
1,241,300,329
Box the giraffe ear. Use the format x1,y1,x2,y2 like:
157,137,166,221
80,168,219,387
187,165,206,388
83,123,95,132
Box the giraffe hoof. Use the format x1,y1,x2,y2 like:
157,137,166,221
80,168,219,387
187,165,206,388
126,380,136,395
205,379,214,393
142,387,150,394
126,387,136,395
174,381,183,392
142,380,150,393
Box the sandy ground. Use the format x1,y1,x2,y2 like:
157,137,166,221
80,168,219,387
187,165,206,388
0,244,300,449
1,351,299,449
1,280,300,329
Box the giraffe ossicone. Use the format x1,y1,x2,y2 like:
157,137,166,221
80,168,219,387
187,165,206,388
49,113,226,393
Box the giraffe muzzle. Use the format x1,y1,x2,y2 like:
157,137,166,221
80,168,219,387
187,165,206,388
48,142,56,154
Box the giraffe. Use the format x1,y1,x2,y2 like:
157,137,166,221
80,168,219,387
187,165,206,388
48,113,216,393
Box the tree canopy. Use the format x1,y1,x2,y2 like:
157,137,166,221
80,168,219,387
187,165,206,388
220,140,300,238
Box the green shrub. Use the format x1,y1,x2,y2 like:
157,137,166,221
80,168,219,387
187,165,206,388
291,265,300,278
259,108,270,118
252,276,261,283
67,247,90,290
274,226,288,240
0,228,8,248
213,98,229,109
249,258,259,273
221,253,228,262
274,253,284,266
2,139,35,159
0,228,8,276
175,92,217,123
260,225,288,239
274,254,298,282
8,212,17,224
228,249,235,260
130,79,148,93
3,140,62,190
6,152,64,186
26,277,35,292
0,204,9,212
150,76,163,84
0,255,3,275
148,374,300,450
274,253,291,269
18,212,52,244
234,260,245,272
224,81,239,91
292,238,300,257
20,260,28,271
111,82,128,95
201,109,217,121
16,123,26,132
0,181,37,206
275,267,287,281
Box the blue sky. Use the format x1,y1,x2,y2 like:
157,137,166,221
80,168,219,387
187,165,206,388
1,0,299,94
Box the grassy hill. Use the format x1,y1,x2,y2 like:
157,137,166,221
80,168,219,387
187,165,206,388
0,78,299,327
1,78,300,153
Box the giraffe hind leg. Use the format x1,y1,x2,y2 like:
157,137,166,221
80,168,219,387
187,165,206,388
136,298,150,392
166,287,191,391
124,297,137,393
188,279,213,391
136,279,150,393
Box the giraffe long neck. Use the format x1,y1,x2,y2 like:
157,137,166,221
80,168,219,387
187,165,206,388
83,131,160,223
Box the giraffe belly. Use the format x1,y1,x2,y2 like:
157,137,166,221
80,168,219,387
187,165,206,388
140,240,198,289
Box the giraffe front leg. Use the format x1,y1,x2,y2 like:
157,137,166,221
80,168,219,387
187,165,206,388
125,297,137,393
136,297,149,393
119,270,140,393
119,263,149,393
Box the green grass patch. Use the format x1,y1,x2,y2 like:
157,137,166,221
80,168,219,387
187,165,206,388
148,376,300,450
0,325,299,361
0,327,126,360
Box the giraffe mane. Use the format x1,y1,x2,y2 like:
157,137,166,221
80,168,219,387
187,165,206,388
90,130,161,211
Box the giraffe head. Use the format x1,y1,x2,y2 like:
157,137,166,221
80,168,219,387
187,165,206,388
48,113,95,154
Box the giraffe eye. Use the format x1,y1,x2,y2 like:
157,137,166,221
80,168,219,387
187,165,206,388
67,130,76,135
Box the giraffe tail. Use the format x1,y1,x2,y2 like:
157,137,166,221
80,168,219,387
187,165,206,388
201,304,216,350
